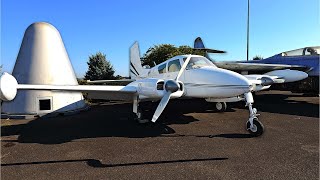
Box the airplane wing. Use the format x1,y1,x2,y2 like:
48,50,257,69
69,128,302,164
215,62,309,72
244,74,285,84
243,68,308,91
0,72,137,101
16,84,137,92
17,84,137,101
243,74,284,92
193,37,310,72
86,79,135,84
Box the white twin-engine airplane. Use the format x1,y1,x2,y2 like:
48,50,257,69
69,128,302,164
0,42,307,136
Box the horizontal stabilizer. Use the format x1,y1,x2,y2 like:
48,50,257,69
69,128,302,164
192,48,226,54
193,37,226,54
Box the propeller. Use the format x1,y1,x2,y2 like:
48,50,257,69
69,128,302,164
151,55,192,123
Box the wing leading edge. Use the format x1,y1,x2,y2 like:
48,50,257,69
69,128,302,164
215,62,309,72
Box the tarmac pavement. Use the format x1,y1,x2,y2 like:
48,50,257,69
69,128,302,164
1,90,319,179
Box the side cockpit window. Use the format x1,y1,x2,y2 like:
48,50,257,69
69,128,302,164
168,59,181,72
158,63,167,74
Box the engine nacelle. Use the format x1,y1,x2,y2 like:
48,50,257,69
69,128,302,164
260,77,274,86
135,78,184,99
135,78,166,99
0,73,18,101
252,84,271,92
265,69,308,83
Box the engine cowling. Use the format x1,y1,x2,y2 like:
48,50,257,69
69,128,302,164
265,69,308,83
135,78,183,99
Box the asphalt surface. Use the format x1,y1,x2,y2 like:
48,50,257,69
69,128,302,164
1,90,319,180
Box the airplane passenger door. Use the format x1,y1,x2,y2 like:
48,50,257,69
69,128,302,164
166,59,182,80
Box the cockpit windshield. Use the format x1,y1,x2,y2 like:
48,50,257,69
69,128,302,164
183,56,216,69
281,46,320,56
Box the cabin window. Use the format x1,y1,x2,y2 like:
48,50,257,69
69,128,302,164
158,64,167,74
39,99,51,110
184,57,216,69
168,59,181,72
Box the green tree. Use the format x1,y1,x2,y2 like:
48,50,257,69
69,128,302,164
141,44,205,67
252,55,263,60
84,52,115,80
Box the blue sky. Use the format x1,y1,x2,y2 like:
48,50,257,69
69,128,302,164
1,0,319,77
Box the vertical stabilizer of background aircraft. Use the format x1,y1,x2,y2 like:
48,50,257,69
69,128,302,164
194,37,206,49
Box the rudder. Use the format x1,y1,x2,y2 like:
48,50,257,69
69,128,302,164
129,42,148,79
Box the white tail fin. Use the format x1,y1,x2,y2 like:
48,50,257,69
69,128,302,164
129,42,148,79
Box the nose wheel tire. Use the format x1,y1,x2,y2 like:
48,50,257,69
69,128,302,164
246,118,264,137
215,102,227,112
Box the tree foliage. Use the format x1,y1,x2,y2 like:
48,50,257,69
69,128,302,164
141,44,206,67
252,55,263,60
84,52,115,80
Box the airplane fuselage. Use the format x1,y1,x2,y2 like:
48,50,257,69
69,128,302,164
137,55,251,99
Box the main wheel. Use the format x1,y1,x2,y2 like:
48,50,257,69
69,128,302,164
130,111,150,124
215,102,227,112
246,118,264,137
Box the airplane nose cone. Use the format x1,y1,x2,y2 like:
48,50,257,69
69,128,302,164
216,68,251,96
184,67,251,98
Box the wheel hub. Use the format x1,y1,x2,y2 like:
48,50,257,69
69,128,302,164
250,124,257,132
216,102,222,110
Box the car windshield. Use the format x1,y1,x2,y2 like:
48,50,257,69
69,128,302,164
184,57,216,69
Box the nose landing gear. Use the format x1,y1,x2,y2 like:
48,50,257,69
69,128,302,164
246,117,264,136
245,92,264,136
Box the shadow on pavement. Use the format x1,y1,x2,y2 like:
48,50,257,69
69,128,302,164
2,92,316,145
160,133,255,139
1,102,202,144
229,93,319,118
1,157,228,168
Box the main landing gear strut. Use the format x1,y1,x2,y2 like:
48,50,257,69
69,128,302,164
132,95,150,123
244,92,264,136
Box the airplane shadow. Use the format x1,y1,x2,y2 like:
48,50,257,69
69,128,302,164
160,133,255,139
3,92,314,145
231,93,319,118
1,102,201,144
1,157,228,168
1,99,242,145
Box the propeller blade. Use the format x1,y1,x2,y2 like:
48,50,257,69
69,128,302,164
151,91,171,123
176,55,192,81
